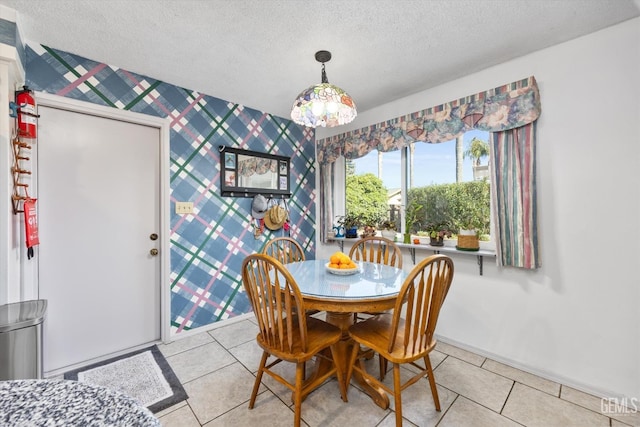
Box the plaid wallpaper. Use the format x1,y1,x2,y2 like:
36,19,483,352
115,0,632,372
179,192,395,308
25,44,317,334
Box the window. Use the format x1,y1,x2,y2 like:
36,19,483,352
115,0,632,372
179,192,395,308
346,130,491,244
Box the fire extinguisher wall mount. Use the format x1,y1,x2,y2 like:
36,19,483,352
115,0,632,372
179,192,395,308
16,85,39,139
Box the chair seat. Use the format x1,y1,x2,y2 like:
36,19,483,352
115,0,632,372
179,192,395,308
256,317,342,363
349,313,437,364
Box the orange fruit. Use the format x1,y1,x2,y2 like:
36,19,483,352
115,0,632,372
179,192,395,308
328,263,339,269
330,254,340,264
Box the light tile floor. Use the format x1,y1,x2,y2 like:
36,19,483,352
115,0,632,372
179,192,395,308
155,318,639,427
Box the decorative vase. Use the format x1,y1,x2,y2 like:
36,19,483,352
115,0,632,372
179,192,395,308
403,233,411,244
381,230,396,240
457,229,479,250
429,236,444,246
346,226,359,238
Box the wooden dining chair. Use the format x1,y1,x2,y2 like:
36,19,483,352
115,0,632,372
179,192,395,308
349,235,404,376
263,236,318,318
241,253,347,427
348,236,403,269
345,254,454,427
349,236,403,321
262,237,306,264
262,237,318,379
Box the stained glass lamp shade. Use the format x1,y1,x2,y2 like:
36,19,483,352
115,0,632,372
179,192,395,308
291,51,357,128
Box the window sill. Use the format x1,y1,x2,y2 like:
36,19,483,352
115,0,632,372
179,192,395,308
326,237,495,275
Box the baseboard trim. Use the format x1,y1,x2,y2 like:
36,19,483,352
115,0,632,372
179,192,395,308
435,334,630,401
166,312,255,343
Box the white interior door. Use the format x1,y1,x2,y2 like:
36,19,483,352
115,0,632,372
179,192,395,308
37,102,162,374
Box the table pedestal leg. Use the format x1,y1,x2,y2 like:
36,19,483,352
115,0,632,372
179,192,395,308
302,312,389,409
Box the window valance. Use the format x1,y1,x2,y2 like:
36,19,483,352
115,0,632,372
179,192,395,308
316,76,541,164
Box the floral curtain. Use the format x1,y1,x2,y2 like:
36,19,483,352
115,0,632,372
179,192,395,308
317,76,541,268
316,76,540,164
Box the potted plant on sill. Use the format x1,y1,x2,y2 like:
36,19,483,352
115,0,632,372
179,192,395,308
456,217,482,251
378,219,398,240
403,202,423,244
360,212,383,238
337,213,362,238
423,221,453,247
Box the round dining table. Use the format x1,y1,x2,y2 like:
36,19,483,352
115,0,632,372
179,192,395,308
283,259,408,409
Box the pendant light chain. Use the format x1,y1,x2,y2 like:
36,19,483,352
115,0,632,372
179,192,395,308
321,63,329,84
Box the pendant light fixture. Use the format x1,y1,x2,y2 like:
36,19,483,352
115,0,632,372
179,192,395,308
290,50,357,128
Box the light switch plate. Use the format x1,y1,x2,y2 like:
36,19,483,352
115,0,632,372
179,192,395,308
175,201,194,214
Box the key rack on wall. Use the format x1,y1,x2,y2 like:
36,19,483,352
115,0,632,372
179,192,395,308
11,135,32,214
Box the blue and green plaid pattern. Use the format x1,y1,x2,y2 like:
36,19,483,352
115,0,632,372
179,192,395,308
25,44,316,333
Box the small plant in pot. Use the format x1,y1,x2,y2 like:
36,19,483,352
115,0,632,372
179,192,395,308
360,212,383,238
361,225,377,238
423,221,453,246
404,202,423,244
337,213,361,238
456,217,483,251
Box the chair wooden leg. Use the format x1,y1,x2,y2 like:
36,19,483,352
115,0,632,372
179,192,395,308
392,363,403,427
250,351,269,409
330,344,348,402
345,342,361,391
379,356,388,380
294,362,304,427
424,355,441,411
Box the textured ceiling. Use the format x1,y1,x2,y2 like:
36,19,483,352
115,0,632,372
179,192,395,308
1,0,639,121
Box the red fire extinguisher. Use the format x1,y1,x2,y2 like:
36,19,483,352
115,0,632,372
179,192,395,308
16,86,38,139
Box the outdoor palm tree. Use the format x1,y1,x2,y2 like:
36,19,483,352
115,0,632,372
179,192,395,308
464,137,490,166
456,135,464,182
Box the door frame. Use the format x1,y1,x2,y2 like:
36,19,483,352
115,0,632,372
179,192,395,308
35,92,171,345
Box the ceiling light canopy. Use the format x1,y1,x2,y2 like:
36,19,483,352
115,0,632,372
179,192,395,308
290,50,357,128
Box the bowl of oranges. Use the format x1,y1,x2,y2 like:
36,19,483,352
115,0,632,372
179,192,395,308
326,251,360,275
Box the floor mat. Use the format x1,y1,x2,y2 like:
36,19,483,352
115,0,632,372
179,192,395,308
64,345,187,413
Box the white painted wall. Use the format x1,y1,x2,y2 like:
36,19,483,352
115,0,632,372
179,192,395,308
317,18,640,400
0,5,27,305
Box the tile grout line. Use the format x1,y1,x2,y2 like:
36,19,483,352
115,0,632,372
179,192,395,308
161,321,630,427
433,393,460,427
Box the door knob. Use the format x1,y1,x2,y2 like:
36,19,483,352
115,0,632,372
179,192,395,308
150,233,158,241
150,248,159,256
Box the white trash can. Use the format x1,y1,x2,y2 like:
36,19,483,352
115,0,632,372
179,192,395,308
0,299,47,380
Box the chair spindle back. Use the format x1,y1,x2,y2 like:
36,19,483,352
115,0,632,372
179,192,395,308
388,254,454,355
349,236,403,268
242,254,308,353
263,237,306,264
